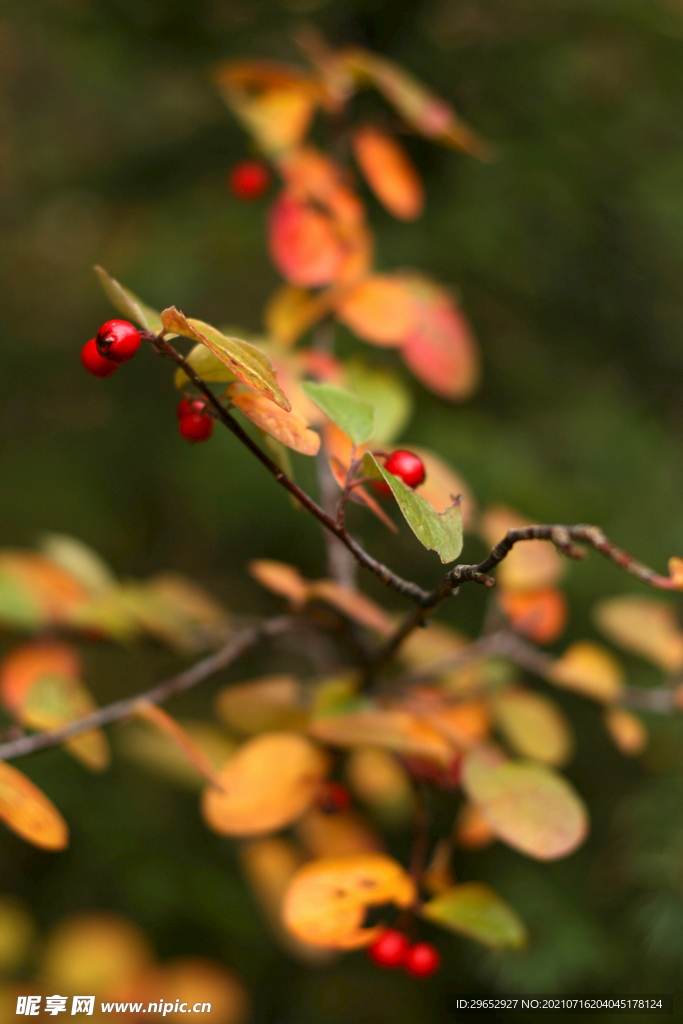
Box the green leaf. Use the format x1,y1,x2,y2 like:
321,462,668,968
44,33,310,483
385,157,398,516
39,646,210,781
345,360,413,445
362,453,462,563
422,883,527,949
301,381,374,445
161,308,290,412
0,572,43,629
94,266,163,334
462,747,589,861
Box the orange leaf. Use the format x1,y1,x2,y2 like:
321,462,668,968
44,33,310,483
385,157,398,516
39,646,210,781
480,506,566,590
455,801,496,850
264,285,332,347
295,806,383,858
268,192,351,287
0,642,109,771
593,595,683,673
549,642,624,703
214,61,319,156
277,146,364,227
229,386,320,456
416,699,491,749
604,708,648,756
0,761,68,850
0,551,88,627
247,559,309,606
129,957,249,1024
132,701,225,790
334,275,419,346
282,852,415,948
201,732,328,837
309,706,454,765
308,579,394,635
497,587,568,645
352,126,424,220
398,275,480,400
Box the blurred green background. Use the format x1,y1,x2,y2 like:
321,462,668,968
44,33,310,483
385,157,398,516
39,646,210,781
3,0,683,1019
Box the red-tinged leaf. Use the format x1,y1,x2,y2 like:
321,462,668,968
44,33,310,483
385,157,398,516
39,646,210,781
214,61,320,156
0,762,68,850
411,698,491,750
497,587,568,645
264,285,332,347
228,385,320,456
593,595,683,673
342,49,490,157
268,192,351,287
201,732,329,837
480,506,566,590
309,705,454,765
277,146,364,227
0,552,88,627
282,853,415,949
160,308,291,412
462,747,588,860
422,883,527,949
328,456,398,533
308,579,394,635
398,276,480,400
132,701,225,790
247,559,309,606
352,126,424,220
334,275,419,346
0,642,109,771
455,801,497,850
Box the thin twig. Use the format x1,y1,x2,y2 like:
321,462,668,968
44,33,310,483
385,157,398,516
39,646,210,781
151,335,430,604
0,616,294,762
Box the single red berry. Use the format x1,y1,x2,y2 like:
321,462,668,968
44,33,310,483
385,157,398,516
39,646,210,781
404,942,441,978
317,781,351,815
96,320,141,364
178,412,214,443
176,398,207,420
368,929,410,968
384,451,426,489
81,338,118,378
228,160,271,201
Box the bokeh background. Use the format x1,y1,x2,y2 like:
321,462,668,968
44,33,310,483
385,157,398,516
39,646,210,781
3,0,683,1020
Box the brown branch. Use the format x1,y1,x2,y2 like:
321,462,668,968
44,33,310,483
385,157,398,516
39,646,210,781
0,616,295,763
150,335,430,605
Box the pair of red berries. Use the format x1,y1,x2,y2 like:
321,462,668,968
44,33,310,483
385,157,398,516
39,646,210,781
177,398,214,444
228,160,270,201
375,450,426,495
81,320,141,378
368,929,441,978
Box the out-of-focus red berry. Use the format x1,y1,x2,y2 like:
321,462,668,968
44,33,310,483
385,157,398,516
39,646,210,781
179,412,214,443
317,781,351,815
228,160,271,201
384,450,426,489
81,338,118,378
176,398,207,420
367,929,410,968
404,942,441,978
96,320,141,364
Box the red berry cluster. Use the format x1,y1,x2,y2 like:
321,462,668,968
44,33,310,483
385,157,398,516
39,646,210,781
176,398,214,444
228,160,270,201
81,320,141,378
368,929,441,978
374,450,426,497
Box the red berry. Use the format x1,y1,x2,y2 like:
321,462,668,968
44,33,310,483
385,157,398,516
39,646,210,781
228,160,270,201
404,942,441,978
317,781,351,815
176,398,207,420
179,412,214,443
96,320,141,364
368,929,410,968
384,451,426,489
81,338,118,378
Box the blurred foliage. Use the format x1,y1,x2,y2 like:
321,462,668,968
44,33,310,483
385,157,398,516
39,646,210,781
3,0,683,1019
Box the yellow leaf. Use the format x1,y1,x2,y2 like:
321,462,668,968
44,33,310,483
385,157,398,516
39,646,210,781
201,732,328,837
0,897,35,972
334,275,419,346
282,853,415,948
549,641,624,703
295,806,383,857
132,702,225,790
247,559,309,606
352,126,424,220
264,285,332,347
118,719,235,790
0,551,88,627
480,506,565,590
309,705,454,764
414,697,491,750
668,556,683,589
594,595,683,673
0,761,68,850
174,342,238,389
308,579,394,635
132,957,249,1024
492,688,574,766
229,386,320,456
344,746,415,823
215,675,307,735
604,708,648,756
